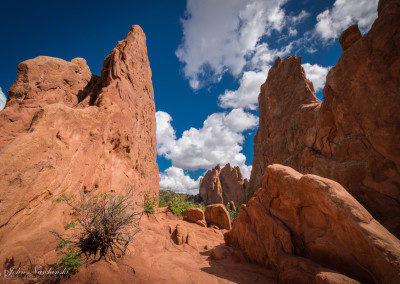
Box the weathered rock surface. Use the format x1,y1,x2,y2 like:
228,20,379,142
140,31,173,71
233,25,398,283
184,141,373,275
248,0,400,237
199,163,247,206
339,24,362,51
183,208,206,227
227,164,400,283
0,25,159,268
227,201,236,212
205,204,231,230
172,224,188,245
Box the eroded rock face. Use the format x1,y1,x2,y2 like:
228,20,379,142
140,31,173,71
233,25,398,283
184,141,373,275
248,0,400,237
0,25,159,268
227,164,400,283
199,163,247,205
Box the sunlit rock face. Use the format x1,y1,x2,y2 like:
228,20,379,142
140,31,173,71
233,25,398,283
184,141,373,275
248,0,400,238
199,163,247,206
227,164,400,283
0,25,159,267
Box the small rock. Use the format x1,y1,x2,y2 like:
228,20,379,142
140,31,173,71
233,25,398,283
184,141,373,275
172,224,188,245
211,245,234,260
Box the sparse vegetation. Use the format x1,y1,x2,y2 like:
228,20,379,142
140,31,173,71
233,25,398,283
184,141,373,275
159,189,204,215
51,189,141,273
55,243,82,273
226,206,239,226
144,190,157,214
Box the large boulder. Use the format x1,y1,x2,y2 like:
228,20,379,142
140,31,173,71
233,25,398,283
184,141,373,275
0,25,159,268
226,164,400,283
248,0,400,237
183,208,206,227
199,163,247,206
205,204,231,230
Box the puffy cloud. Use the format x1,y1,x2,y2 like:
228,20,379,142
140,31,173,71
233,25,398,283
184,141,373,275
316,0,378,40
156,109,258,171
240,164,252,180
176,0,287,89
0,87,6,111
156,111,176,156
159,166,200,195
218,70,268,110
302,63,330,93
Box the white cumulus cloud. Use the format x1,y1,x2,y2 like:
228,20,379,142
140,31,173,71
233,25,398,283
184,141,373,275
240,164,252,180
156,109,258,171
302,63,330,93
218,70,268,110
0,87,6,111
159,166,201,195
315,0,378,40
176,0,287,89
156,111,176,156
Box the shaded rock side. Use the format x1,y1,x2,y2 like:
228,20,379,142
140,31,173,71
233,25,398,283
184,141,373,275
199,163,246,205
248,0,400,237
226,164,400,284
0,25,159,268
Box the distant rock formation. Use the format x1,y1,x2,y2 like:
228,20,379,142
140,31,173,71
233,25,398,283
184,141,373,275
199,163,246,206
0,26,159,268
227,164,400,283
248,0,400,237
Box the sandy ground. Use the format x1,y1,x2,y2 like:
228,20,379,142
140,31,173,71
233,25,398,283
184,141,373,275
67,211,277,284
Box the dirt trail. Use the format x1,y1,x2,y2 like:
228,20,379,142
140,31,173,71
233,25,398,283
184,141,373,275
69,211,276,283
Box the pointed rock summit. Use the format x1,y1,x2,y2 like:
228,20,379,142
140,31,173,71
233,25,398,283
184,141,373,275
199,163,246,206
248,0,400,238
0,25,159,268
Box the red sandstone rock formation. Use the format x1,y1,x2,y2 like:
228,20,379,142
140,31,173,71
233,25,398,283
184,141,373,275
183,208,206,227
227,164,400,283
0,25,159,268
199,163,247,206
205,204,231,230
248,0,400,237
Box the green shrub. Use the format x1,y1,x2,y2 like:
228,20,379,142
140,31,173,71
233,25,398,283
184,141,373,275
55,244,82,273
144,190,157,214
226,206,239,226
168,195,197,216
158,189,204,215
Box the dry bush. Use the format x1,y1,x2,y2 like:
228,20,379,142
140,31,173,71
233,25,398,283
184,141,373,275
51,188,142,266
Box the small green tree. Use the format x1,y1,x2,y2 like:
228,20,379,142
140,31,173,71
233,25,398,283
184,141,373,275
144,190,157,214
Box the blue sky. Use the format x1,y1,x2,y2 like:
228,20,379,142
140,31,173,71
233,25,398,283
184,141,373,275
0,0,378,194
